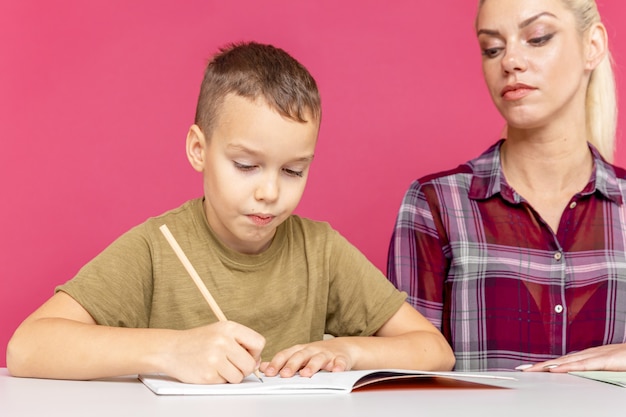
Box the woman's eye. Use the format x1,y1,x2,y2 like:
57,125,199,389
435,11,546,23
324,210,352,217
482,47,502,59
283,168,303,178
234,162,256,172
528,33,554,46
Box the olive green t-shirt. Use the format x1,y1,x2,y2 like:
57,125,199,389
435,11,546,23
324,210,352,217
57,198,406,360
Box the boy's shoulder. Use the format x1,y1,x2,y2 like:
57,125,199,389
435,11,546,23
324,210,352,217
282,214,355,246
127,198,205,239
278,215,354,258
150,198,202,221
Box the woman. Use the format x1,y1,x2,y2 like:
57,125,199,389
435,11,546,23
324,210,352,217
388,0,626,372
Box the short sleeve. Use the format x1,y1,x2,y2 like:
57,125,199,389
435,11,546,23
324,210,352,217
56,224,155,328
325,230,406,337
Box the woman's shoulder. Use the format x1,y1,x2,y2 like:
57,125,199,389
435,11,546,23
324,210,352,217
415,140,501,183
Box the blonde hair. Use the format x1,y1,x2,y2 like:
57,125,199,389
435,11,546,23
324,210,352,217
478,0,618,162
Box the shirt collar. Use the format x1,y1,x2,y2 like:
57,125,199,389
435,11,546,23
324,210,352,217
591,145,624,205
468,139,623,205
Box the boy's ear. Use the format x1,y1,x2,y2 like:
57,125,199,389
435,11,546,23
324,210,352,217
585,22,608,71
186,124,207,172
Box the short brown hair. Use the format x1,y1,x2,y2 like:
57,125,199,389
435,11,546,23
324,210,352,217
194,42,321,138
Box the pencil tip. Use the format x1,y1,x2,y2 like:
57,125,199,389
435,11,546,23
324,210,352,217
254,370,264,383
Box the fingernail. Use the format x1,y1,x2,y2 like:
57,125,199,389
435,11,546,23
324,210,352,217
515,364,533,370
543,364,560,369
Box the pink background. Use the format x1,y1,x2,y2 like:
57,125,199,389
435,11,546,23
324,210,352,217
1,0,625,367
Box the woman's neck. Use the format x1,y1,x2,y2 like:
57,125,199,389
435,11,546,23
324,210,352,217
501,129,593,194
500,129,594,233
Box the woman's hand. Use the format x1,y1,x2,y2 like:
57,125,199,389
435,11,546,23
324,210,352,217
521,343,626,372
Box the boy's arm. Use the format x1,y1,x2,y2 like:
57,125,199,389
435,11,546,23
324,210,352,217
7,292,265,383
260,302,455,377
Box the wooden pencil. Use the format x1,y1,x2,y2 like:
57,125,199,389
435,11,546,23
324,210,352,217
159,224,263,382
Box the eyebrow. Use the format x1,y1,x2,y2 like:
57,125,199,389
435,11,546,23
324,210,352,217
227,144,314,162
477,11,558,37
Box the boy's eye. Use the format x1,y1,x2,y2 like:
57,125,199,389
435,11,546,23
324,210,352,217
234,161,256,171
234,162,303,177
283,168,303,178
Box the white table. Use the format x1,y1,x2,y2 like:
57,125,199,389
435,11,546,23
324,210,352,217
1,368,623,417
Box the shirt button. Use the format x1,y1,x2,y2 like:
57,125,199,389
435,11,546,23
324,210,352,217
554,252,562,261
569,202,577,209
554,305,564,314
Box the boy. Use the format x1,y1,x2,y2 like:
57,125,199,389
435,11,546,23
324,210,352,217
7,42,454,384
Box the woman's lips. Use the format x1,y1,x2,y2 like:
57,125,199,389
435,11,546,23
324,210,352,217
501,83,536,101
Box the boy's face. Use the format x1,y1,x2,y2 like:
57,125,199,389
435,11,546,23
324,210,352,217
187,94,319,254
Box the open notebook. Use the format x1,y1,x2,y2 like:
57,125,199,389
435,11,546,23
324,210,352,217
140,369,516,395
569,371,626,388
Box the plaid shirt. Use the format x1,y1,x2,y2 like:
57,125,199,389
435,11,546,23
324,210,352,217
387,140,626,371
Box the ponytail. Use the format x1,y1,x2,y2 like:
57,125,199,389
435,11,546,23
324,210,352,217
586,51,617,162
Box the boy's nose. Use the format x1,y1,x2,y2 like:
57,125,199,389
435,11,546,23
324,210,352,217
254,175,279,202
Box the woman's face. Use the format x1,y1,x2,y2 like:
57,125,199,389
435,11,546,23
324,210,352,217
476,0,590,131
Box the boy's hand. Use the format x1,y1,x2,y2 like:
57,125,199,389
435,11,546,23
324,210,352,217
163,321,265,384
259,338,353,378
